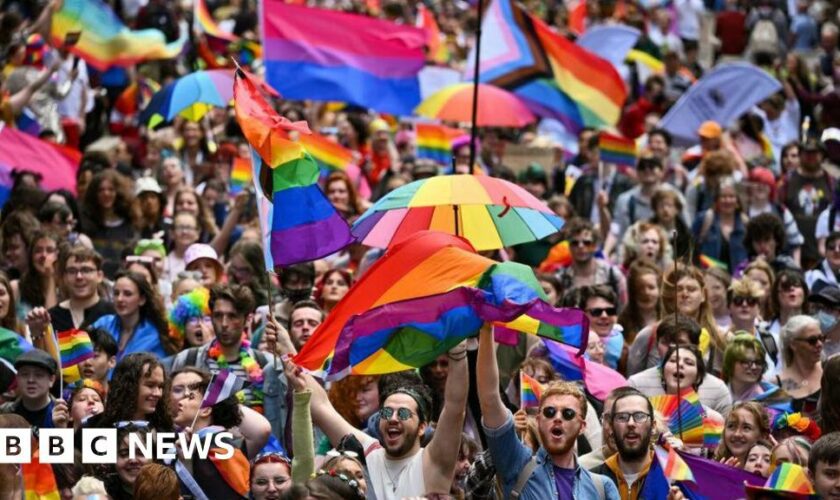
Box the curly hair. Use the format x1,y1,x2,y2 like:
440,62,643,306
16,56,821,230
114,271,175,355
99,353,171,431
19,230,60,309
81,169,134,229
744,213,786,259
329,375,380,428
168,286,210,350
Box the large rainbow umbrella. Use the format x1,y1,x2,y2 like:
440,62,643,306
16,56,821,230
352,174,563,251
139,69,278,128
415,82,536,127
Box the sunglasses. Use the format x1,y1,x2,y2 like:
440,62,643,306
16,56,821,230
732,296,759,307
541,406,578,421
379,407,415,421
115,420,150,429
780,282,804,292
570,239,594,248
588,307,617,317
253,451,292,465
796,335,826,346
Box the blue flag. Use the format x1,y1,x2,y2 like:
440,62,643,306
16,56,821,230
577,25,641,71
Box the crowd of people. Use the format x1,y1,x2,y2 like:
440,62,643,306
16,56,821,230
4,0,840,498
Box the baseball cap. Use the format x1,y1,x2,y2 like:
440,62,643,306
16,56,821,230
809,284,840,308
14,348,58,375
698,121,722,139
135,177,163,196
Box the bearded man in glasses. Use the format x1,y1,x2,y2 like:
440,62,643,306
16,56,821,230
476,328,620,499
591,390,668,500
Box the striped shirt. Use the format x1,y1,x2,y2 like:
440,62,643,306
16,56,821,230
205,355,263,412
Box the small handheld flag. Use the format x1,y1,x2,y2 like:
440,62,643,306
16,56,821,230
599,132,637,168
654,444,695,483
520,371,544,410
57,329,94,367
201,370,245,409
229,157,253,195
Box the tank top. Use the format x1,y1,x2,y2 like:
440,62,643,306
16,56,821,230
366,446,426,500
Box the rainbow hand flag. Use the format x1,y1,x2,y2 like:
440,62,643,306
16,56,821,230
599,132,637,168
51,0,186,71
538,240,572,273
57,329,94,367
415,123,466,165
649,388,706,445
520,371,544,409
654,445,695,483
699,254,727,270
229,157,253,195
703,415,724,449
0,326,32,363
296,132,354,173
22,447,60,500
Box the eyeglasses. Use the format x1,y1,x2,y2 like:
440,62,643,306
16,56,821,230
796,335,826,346
64,266,97,276
612,412,651,424
570,239,594,247
732,296,759,307
587,307,617,317
737,359,764,369
115,420,150,429
379,407,415,421
541,406,578,421
174,225,198,233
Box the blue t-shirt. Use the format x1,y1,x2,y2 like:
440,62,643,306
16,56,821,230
553,465,575,499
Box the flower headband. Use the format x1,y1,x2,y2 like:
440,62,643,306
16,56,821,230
772,412,822,442
317,469,364,498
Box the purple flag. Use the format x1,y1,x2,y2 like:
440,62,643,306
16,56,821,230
678,450,765,498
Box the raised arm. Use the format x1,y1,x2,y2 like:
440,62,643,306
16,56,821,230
476,325,507,429
238,404,272,460
289,362,375,451
424,342,469,492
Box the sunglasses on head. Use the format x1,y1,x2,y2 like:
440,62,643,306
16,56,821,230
115,420,149,429
588,307,617,317
541,406,578,421
732,296,759,307
253,451,291,466
570,239,594,248
796,334,826,346
379,407,415,421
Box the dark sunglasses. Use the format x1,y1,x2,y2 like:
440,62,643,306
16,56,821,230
587,307,617,317
780,282,804,292
570,239,594,247
732,296,759,307
796,335,826,346
541,406,578,421
379,407,415,421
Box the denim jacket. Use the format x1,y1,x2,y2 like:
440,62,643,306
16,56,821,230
483,411,619,499
692,210,748,272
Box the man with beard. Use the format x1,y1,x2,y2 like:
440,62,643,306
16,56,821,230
475,328,619,499
275,328,470,499
170,284,288,444
580,387,640,470
591,390,656,499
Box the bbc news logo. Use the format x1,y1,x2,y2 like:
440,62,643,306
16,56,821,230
0,429,236,463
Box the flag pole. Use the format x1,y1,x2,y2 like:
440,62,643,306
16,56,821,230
49,325,62,397
672,230,683,441
189,373,212,431
467,0,484,175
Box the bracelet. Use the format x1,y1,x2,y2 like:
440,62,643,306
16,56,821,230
447,350,467,360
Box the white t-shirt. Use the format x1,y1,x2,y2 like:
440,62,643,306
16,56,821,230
366,446,426,500
675,0,705,41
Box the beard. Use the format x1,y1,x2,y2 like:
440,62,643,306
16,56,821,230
614,429,652,460
382,424,420,459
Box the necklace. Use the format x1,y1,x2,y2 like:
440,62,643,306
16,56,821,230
207,337,265,410
383,460,410,493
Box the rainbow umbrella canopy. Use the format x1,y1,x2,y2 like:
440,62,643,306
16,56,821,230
415,82,536,127
139,69,278,128
352,174,564,251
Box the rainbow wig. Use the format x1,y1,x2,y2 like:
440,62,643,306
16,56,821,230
168,287,210,347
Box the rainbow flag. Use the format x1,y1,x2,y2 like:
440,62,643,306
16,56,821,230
520,371,544,409
415,123,466,165
229,157,252,195
0,326,32,363
599,132,637,168
745,463,815,496
702,415,724,449
416,4,449,64
296,132,354,172
473,0,626,132
649,388,706,445
114,78,160,116
654,445,695,483
57,329,94,367
262,1,426,115
295,231,588,372
51,0,186,71
22,447,60,500
538,240,572,273
699,254,727,270
233,70,352,267
194,0,237,42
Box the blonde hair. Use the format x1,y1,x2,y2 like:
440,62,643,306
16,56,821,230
660,264,722,351
71,476,108,496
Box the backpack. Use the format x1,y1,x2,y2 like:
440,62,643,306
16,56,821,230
747,19,780,56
